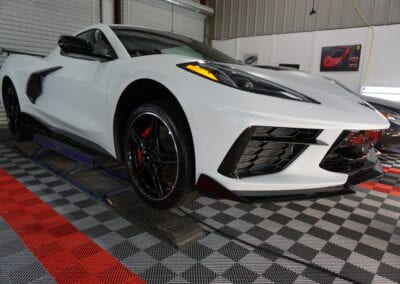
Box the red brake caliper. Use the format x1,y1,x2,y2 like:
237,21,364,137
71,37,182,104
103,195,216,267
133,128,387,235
136,126,152,163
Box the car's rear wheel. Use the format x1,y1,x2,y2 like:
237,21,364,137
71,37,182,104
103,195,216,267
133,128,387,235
122,101,195,209
3,85,32,141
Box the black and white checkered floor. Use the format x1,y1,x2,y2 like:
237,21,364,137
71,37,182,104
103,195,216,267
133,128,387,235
0,142,399,284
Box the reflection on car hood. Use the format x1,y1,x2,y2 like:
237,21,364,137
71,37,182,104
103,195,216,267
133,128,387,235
360,94,400,111
223,64,364,104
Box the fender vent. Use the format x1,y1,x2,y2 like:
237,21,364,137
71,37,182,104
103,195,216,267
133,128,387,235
218,126,322,178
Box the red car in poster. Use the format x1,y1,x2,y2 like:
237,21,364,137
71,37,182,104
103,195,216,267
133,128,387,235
322,47,351,69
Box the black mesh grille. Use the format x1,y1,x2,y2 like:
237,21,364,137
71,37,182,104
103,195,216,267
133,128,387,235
218,127,322,178
252,127,321,143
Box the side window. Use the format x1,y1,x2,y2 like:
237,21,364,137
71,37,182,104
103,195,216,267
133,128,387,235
76,29,117,58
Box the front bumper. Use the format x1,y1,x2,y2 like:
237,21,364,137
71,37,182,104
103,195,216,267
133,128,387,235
196,160,382,203
196,145,383,203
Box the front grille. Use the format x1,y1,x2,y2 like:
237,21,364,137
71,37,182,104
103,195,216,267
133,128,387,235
218,127,322,178
320,131,375,173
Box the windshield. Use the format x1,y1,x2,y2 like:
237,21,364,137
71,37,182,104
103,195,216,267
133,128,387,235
111,27,238,64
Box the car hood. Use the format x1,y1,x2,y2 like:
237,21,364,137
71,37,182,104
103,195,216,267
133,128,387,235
225,63,372,107
197,62,389,130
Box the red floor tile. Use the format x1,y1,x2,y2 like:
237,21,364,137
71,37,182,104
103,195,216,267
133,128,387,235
0,168,144,284
358,181,400,197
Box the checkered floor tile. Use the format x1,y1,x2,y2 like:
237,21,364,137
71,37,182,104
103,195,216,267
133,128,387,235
380,153,400,169
1,142,400,283
180,187,400,284
0,216,55,283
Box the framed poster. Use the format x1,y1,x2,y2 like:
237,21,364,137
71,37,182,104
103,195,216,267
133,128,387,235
320,44,361,72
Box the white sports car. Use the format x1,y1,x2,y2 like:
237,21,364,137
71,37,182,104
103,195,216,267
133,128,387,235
0,24,389,208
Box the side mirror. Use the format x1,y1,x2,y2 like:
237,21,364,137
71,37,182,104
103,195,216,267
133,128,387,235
58,35,93,56
245,56,258,65
0,47,4,55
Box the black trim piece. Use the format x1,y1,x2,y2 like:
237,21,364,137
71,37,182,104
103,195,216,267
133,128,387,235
26,66,62,104
113,115,123,162
255,65,292,71
19,112,114,158
242,187,355,203
346,160,383,185
218,127,256,178
0,48,45,58
196,174,243,202
47,127,112,157
218,126,322,178
195,174,354,203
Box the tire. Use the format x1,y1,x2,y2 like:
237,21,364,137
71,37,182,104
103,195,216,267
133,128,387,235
3,85,33,141
122,100,195,209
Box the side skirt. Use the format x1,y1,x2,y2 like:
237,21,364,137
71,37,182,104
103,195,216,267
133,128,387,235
19,112,117,160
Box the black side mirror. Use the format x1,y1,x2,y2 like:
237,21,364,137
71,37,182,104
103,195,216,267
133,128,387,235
58,35,93,56
245,56,258,65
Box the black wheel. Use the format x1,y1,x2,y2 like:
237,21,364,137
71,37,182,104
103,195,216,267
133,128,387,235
3,85,32,141
123,100,195,209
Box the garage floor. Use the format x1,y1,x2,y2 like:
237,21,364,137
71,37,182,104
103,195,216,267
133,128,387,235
0,141,399,284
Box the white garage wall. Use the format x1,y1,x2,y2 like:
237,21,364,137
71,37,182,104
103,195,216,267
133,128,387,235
102,0,115,24
238,36,274,67
271,32,315,73
0,0,100,61
213,24,400,93
122,0,210,42
0,0,101,127
367,24,400,88
212,38,238,59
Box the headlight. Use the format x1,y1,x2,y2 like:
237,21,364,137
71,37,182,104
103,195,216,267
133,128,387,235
178,62,320,104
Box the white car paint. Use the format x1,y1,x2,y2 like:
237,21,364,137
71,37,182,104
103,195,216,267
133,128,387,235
0,24,390,197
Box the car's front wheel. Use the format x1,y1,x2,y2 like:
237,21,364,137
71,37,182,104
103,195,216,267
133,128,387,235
122,100,195,209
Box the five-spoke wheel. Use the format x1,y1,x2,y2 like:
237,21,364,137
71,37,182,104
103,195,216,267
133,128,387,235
123,101,195,208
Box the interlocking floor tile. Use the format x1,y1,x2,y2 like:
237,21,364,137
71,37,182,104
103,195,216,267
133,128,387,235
1,143,400,283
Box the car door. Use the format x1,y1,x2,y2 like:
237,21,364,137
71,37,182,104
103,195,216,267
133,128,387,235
35,29,118,153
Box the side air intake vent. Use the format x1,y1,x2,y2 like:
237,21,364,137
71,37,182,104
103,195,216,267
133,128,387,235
320,130,382,173
218,127,322,178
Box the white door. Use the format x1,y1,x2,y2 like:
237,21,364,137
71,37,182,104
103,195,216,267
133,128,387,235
33,29,116,153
